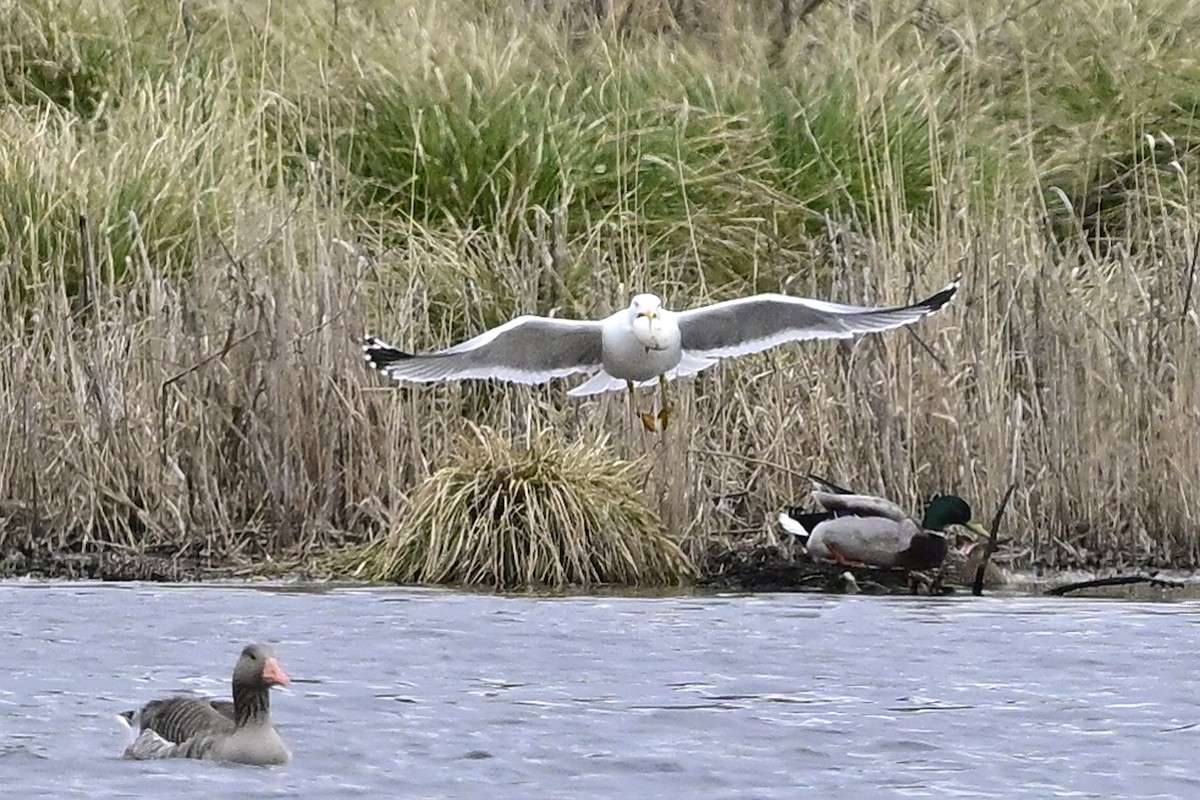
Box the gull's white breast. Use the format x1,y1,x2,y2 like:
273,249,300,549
600,311,683,382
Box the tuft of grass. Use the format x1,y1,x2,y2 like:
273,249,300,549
336,426,694,590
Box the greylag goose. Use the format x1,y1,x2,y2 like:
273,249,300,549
119,643,292,766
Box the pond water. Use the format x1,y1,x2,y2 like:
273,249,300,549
2,582,1198,799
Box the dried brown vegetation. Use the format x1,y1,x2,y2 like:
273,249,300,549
1,0,1198,582
335,426,693,589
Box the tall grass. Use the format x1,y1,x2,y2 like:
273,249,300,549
336,425,692,589
1,0,1199,577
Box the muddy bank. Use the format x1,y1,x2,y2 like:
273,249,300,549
2,541,944,591
695,541,996,596
3,541,1198,601
0,547,289,582
694,540,1200,600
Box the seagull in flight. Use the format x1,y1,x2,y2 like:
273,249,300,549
362,276,960,431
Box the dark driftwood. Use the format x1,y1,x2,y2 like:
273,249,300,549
972,481,1017,596
1045,574,1186,596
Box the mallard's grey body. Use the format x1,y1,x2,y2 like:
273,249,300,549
780,481,988,571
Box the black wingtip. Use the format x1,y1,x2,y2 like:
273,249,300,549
361,334,413,372
918,274,961,313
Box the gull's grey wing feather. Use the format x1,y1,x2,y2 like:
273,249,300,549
363,316,604,385
676,278,958,359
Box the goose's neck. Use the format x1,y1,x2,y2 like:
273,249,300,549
232,681,271,727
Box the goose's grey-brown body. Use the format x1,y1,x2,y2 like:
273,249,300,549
120,643,291,766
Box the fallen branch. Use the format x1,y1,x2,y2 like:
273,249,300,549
1045,574,1186,596
973,481,1017,596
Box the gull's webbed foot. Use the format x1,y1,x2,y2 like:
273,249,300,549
657,402,674,430
639,411,659,433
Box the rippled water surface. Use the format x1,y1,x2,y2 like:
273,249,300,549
3,582,1199,798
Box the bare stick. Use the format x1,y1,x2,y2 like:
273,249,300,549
973,481,1016,596
1182,230,1199,335
905,326,951,374
158,328,259,468
1046,574,1185,596
78,214,96,320
180,0,195,42
689,448,811,481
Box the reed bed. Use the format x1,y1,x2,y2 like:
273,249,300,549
1,0,1198,579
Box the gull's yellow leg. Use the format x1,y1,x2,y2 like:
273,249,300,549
656,373,674,431
625,380,637,427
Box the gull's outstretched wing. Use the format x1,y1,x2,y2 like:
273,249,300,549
363,316,604,385
675,277,958,359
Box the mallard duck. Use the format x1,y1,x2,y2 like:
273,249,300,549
778,484,990,571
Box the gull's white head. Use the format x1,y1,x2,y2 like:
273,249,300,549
628,294,664,346
629,293,662,319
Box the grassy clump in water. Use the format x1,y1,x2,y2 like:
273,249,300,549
340,426,693,590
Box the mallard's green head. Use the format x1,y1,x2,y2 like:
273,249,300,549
921,494,986,535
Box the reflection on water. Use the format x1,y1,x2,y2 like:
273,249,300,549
2,583,1199,799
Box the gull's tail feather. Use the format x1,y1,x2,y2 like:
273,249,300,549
567,354,719,397
670,353,720,379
